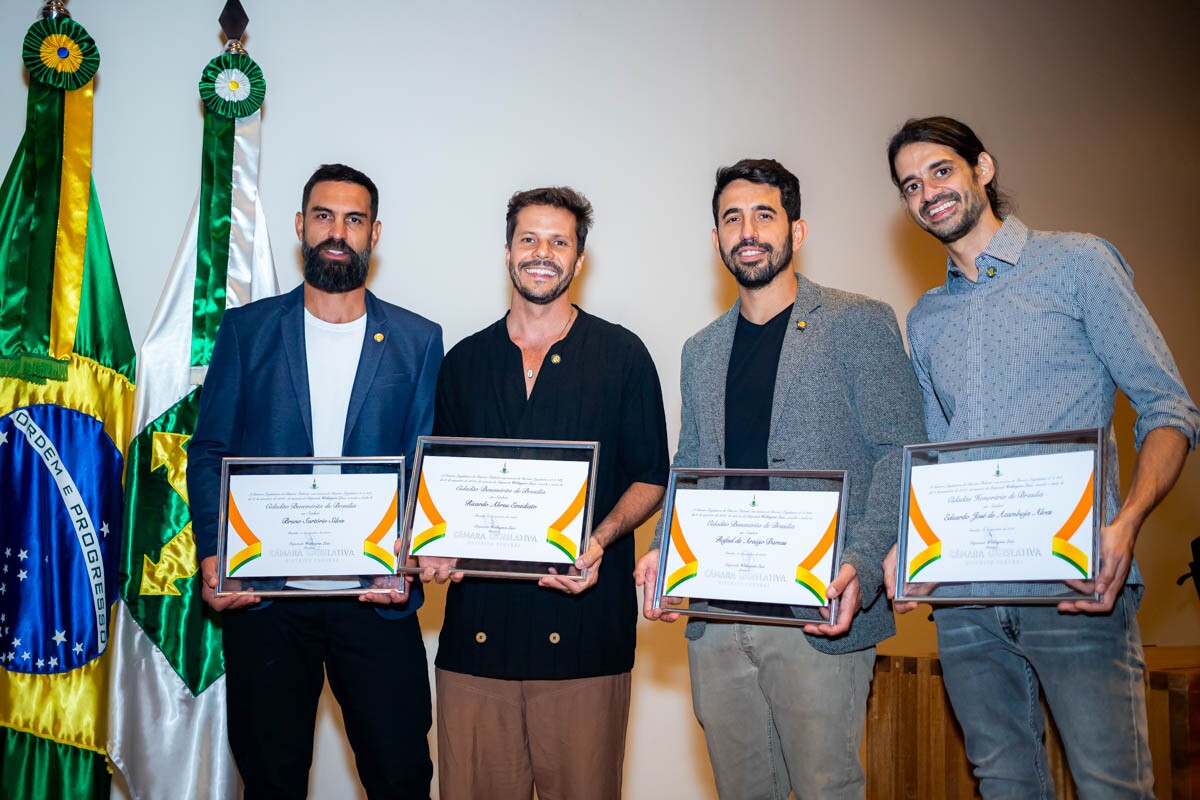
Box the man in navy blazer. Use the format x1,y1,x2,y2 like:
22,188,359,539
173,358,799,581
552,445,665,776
188,164,443,799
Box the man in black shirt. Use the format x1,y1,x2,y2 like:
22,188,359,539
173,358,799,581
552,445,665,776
636,160,926,798
425,187,669,799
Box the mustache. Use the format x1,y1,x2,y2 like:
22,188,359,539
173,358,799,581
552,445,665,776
921,192,961,218
315,237,359,258
732,239,773,256
518,258,562,273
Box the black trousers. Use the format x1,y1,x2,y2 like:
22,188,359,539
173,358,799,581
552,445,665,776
222,599,433,799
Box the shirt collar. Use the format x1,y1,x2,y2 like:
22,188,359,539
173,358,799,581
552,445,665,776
495,304,586,342
944,215,1029,283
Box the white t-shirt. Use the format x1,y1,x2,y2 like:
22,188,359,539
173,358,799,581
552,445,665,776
304,309,366,459
291,310,366,589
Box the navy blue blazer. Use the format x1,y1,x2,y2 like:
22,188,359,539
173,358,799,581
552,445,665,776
187,284,443,618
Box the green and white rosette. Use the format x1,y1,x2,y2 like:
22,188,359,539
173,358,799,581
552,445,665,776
199,53,265,120
191,51,269,372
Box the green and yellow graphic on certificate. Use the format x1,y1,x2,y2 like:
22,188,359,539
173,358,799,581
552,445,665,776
223,471,400,578
663,489,841,607
408,454,591,564
904,450,1096,584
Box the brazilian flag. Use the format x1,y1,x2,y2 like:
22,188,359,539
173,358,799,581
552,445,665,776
0,11,135,800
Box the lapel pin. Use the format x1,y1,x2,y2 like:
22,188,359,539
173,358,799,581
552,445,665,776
986,267,997,278
373,333,384,342
796,320,807,331
551,354,562,364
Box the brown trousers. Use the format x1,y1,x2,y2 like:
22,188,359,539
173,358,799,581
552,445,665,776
435,668,632,800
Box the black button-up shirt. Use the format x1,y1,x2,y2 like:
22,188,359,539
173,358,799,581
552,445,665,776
433,307,669,679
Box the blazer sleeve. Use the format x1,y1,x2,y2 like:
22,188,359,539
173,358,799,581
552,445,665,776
650,336,701,550
837,301,927,605
400,324,444,483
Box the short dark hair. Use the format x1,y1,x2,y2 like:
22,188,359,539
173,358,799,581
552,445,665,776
301,163,379,221
887,116,1009,216
505,187,594,253
712,159,802,226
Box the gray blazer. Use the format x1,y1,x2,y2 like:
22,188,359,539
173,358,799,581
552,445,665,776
654,274,926,655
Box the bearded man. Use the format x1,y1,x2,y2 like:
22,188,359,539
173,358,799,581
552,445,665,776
885,116,1198,799
635,159,925,800
425,186,669,800
188,163,443,799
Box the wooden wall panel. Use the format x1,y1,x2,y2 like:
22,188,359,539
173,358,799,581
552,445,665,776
864,650,1198,799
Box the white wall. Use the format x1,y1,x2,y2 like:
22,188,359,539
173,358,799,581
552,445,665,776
4,1,1198,797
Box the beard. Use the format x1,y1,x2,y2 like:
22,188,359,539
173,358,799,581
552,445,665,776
302,237,370,293
507,256,576,305
720,235,793,289
917,188,987,244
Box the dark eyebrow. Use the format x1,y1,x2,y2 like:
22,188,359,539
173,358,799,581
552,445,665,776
516,229,571,240
899,159,954,187
721,203,777,220
309,205,370,218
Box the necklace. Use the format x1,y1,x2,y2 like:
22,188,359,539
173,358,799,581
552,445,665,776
525,308,575,381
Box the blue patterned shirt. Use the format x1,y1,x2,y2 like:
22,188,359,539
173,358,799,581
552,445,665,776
907,216,1199,590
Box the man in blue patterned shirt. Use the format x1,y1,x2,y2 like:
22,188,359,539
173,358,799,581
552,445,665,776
883,116,1199,798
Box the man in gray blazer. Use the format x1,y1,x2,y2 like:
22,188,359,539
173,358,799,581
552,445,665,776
636,159,925,799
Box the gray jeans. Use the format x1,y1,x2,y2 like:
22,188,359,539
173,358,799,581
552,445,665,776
688,622,874,800
934,589,1153,799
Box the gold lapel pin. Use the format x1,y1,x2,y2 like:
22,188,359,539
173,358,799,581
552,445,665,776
551,354,562,364
373,333,384,342
796,320,807,331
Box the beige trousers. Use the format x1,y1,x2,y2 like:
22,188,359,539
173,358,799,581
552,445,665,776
435,668,632,800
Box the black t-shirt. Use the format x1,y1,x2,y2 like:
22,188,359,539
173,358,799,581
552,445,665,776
432,307,669,679
724,304,793,487
716,304,792,616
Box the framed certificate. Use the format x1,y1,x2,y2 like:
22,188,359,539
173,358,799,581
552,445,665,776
216,456,408,598
895,428,1105,604
651,468,849,626
398,437,600,581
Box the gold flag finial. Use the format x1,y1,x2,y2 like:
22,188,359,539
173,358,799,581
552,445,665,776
40,0,69,19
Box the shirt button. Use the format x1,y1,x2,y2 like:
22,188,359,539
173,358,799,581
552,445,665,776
548,632,561,644
475,632,487,643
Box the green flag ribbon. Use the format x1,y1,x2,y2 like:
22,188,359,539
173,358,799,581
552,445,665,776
190,52,266,369
191,112,234,369
0,81,64,380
